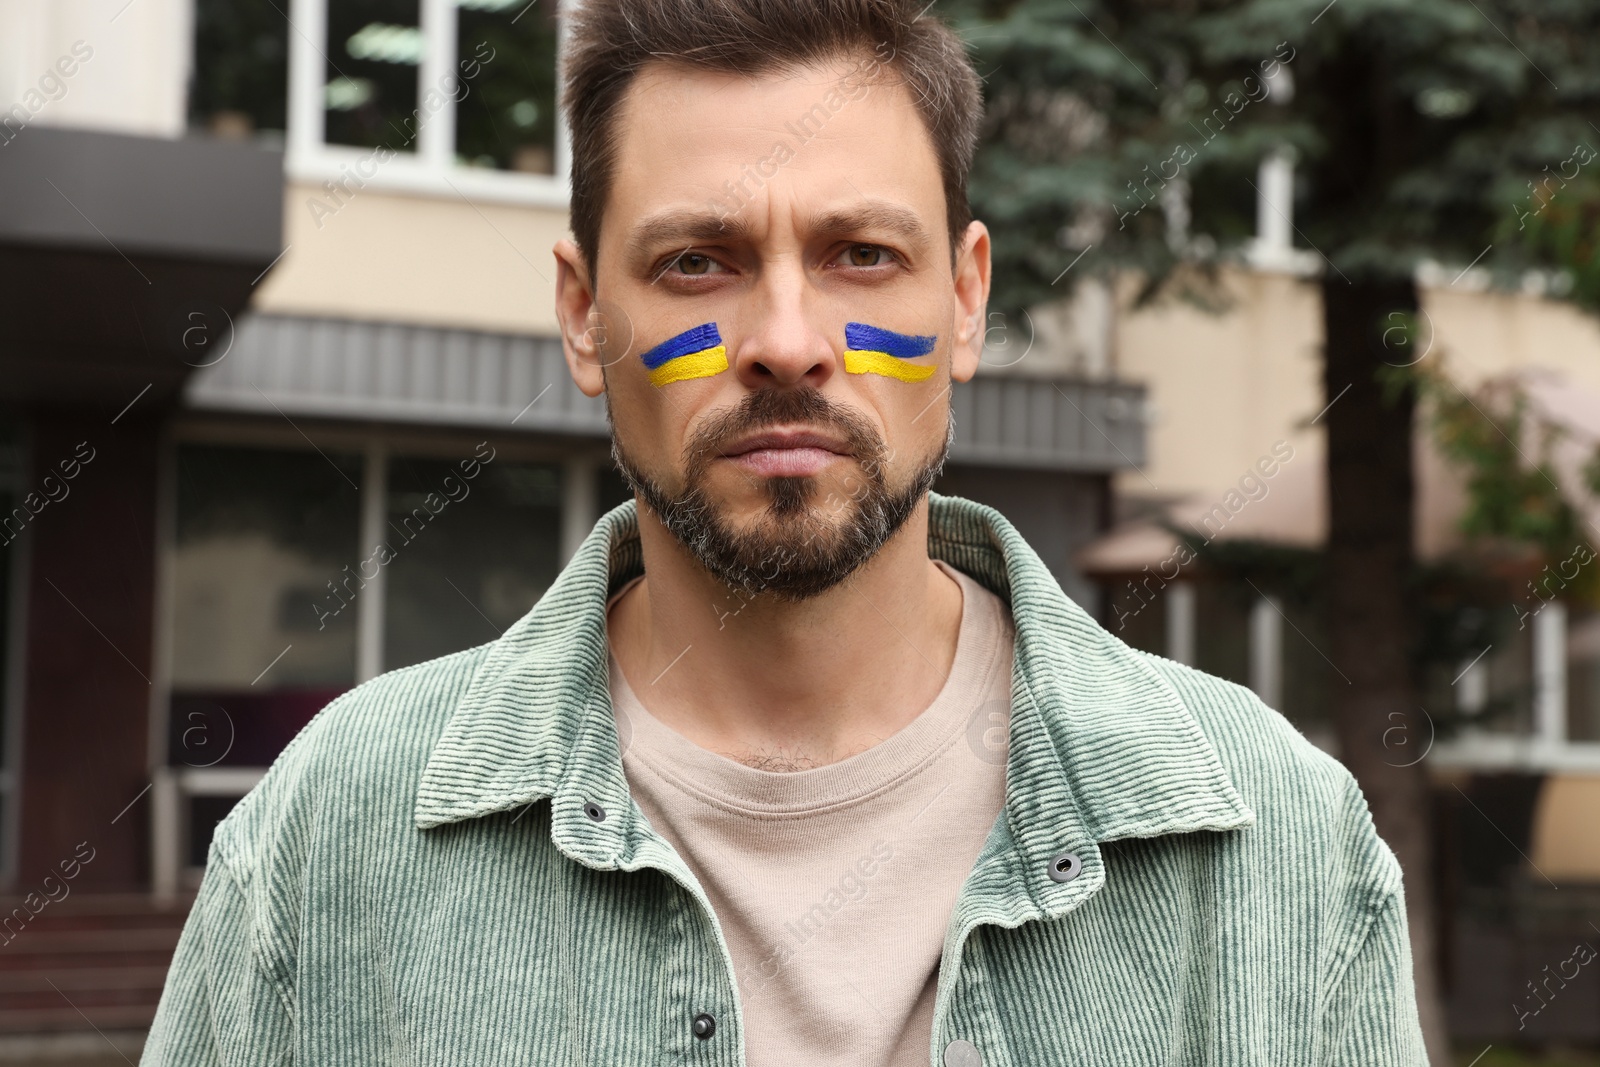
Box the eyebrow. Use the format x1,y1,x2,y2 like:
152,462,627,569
624,211,757,275
804,202,934,259
622,199,935,274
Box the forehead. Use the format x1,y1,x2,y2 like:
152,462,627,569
604,54,945,252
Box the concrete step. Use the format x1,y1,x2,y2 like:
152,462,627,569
0,895,193,1038
0,967,169,993
0,927,182,959
0,1005,157,1033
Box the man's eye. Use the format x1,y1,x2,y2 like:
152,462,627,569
670,252,720,276
839,244,890,267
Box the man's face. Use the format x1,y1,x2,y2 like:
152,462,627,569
556,51,989,599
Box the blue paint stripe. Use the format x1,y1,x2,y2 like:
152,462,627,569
640,323,723,370
845,322,936,359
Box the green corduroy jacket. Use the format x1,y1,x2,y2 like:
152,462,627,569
142,493,1428,1066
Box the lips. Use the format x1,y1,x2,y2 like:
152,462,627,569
718,427,853,478
719,428,852,458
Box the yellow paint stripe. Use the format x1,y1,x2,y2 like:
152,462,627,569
647,346,729,387
843,349,936,383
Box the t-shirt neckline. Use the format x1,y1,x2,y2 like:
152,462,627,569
604,560,1009,816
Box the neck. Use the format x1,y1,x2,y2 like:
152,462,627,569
606,495,964,770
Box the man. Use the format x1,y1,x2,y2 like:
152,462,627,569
143,1,1429,1065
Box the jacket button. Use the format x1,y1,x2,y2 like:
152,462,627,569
692,1012,716,1039
582,800,607,822
1047,850,1082,883
943,1039,983,1066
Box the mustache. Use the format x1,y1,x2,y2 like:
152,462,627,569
683,388,885,474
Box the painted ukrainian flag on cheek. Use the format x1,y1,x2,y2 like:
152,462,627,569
640,322,729,387
843,322,938,383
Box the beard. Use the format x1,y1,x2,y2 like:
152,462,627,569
610,388,953,602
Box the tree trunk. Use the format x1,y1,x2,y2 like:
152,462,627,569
1321,276,1450,1065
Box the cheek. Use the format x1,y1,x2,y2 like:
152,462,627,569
605,372,681,458
852,382,945,479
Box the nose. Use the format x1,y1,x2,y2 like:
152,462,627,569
729,273,839,389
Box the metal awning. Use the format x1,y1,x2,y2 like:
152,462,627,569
0,127,284,411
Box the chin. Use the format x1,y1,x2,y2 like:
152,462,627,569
713,467,852,524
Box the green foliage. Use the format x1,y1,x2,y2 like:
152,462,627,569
1410,361,1600,602
936,0,1600,315
1507,172,1600,311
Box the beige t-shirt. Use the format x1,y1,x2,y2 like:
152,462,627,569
606,562,1014,1067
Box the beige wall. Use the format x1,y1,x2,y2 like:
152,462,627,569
1530,773,1600,882
1113,267,1600,506
1426,283,1600,393
1113,268,1326,506
0,0,189,138
252,182,570,335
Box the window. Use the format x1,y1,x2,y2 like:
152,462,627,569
1194,579,1251,688
382,454,562,669
170,444,364,772
1566,605,1600,743
454,0,561,174
322,0,422,152
164,435,583,875
188,0,290,140
287,0,569,205
1276,596,1335,748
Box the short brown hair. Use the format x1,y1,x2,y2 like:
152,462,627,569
560,0,983,279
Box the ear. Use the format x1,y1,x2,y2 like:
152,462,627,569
554,237,606,398
950,220,990,383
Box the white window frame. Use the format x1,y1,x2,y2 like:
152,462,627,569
1431,605,1600,773
285,0,572,208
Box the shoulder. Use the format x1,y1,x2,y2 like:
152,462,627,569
1133,650,1404,910
208,640,497,879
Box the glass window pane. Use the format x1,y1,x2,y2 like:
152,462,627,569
1567,607,1600,742
599,464,633,513
1195,580,1251,687
383,454,562,670
454,0,559,173
1278,597,1335,744
187,795,243,867
170,444,362,767
189,0,289,139
1479,630,1535,736
326,0,422,151
1104,577,1166,656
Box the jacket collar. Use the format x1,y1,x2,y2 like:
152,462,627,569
413,494,1255,894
